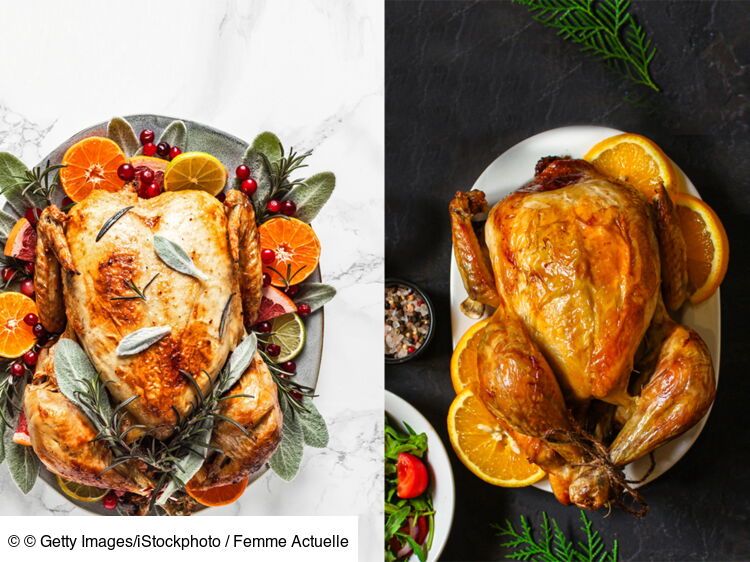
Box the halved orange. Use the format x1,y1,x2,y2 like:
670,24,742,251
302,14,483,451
185,477,248,507
258,217,321,287
447,388,546,487
584,133,680,197
0,292,37,358
450,318,490,393
60,137,128,202
673,193,729,304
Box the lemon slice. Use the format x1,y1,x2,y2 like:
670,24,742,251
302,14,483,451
163,152,227,195
267,312,306,363
56,475,109,502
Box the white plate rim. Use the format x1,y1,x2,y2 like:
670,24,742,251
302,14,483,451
449,125,721,492
385,390,456,562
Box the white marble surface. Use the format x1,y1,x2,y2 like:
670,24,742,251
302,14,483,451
0,0,383,558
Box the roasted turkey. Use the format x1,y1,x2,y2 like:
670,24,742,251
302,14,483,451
450,158,716,513
24,185,282,496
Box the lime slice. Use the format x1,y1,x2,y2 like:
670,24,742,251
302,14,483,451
163,152,227,195
267,312,306,363
56,475,109,502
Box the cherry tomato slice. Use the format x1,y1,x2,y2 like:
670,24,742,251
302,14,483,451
396,452,429,499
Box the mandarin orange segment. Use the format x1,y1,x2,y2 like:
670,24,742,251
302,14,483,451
185,477,248,507
0,292,38,358
258,217,321,287
60,137,128,202
673,193,729,304
584,133,678,198
450,318,490,393
447,388,545,487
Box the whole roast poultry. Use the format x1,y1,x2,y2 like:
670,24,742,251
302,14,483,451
450,158,716,514
24,184,282,503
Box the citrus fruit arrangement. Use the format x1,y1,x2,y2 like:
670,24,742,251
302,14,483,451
0,116,336,514
448,131,728,489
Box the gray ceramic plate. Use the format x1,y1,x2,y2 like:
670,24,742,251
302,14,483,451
3,114,323,515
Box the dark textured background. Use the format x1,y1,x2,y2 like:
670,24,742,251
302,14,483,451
385,1,749,560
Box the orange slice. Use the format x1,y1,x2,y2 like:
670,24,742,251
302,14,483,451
185,477,248,507
60,137,128,202
447,388,545,487
0,292,37,358
584,133,679,197
450,318,490,393
673,193,729,304
258,217,321,287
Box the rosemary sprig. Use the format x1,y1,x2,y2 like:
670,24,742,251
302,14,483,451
110,273,159,302
494,511,619,562
512,0,659,92
257,145,313,221
257,348,315,413
8,161,65,205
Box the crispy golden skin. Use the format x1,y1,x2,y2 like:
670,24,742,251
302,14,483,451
189,352,282,490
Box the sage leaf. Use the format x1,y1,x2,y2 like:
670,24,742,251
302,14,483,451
4,427,39,494
251,131,283,165
269,397,304,481
222,332,257,394
285,172,335,223
153,235,208,281
293,283,336,313
0,152,44,213
96,206,133,242
156,418,213,505
158,120,188,150
237,148,273,214
298,397,329,448
0,208,17,243
116,326,171,356
107,117,140,157
219,293,235,338
55,338,111,422
0,424,5,464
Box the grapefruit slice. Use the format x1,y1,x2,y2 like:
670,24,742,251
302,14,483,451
3,217,37,262
12,411,31,447
256,286,298,324
186,477,248,507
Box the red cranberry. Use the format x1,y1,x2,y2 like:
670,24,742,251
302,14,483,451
61,196,74,208
257,342,266,352
156,142,170,158
266,343,281,357
256,321,272,333
33,323,47,338
278,372,290,380
285,285,300,298
23,262,34,276
144,183,161,199
407,346,416,354
216,192,226,202
22,350,37,367
25,207,42,227
235,165,250,180
240,178,257,195
1,267,15,281
169,146,182,160
261,249,275,264
291,390,303,402
281,361,296,373
10,362,24,377
262,272,271,286
142,142,157,157
297,303,311,317
102,492,118,510
20,279,34,298
23,313,38,326
140,168,155,184
139,129,155,145
117,163,136,181
266,199,281,214
280,200,297,216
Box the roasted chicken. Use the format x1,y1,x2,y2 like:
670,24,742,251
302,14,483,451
24,185,281,497
450,158,716,513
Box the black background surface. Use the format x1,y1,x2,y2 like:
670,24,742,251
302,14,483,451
385,1,749,560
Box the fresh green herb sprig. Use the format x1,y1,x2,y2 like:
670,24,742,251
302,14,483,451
8,161,65,206
512,0,659,92
0,368,24,430
258,348,315,413
495,510,619,562
384,417,434,562
110,273,160,302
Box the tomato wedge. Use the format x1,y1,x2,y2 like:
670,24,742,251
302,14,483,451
396,452,429,499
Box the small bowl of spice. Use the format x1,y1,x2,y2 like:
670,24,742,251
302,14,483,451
385,279,435,364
